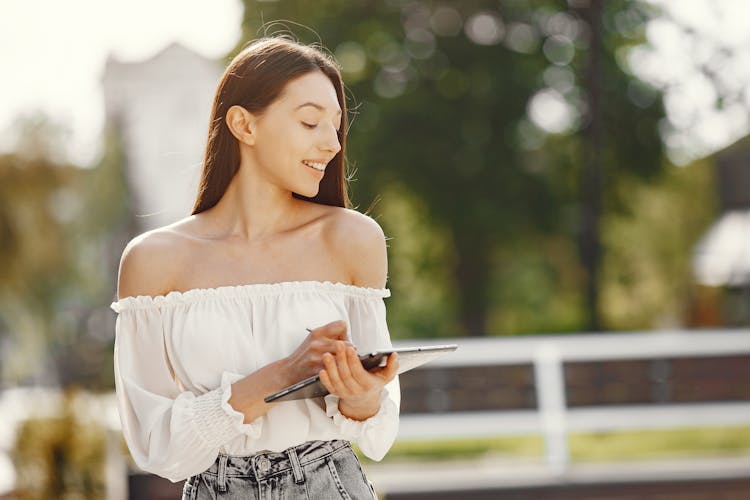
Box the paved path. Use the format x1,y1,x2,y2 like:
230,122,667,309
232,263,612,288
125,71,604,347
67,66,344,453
363,455,750,497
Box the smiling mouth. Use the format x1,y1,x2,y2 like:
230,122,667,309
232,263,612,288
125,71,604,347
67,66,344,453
302,160,326,172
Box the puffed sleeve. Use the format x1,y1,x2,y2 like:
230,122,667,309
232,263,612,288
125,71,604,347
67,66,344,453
324,291,400,461
111,300,262,482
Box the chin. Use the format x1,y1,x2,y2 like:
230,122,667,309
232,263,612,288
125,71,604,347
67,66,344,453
295,185,321,199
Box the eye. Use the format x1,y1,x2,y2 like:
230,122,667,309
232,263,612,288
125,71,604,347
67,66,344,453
301,122,318,129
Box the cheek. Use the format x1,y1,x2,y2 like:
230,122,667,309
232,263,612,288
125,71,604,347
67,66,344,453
268,120,307,148
254,133,305,172
256,124,298,156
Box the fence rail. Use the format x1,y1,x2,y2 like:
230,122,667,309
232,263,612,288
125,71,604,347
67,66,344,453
2,329,749,496
393,329,750,470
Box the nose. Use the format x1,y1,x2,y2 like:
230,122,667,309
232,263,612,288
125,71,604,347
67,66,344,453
319,124,341,155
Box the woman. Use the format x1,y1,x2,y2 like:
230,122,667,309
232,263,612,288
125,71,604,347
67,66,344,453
111,36,400,500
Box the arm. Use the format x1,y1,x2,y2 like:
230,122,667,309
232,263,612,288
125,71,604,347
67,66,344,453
319,210,402,460
114,233,262,481
115,235,354,479
326,210,394,419
113,306,259,482
319,294,401,461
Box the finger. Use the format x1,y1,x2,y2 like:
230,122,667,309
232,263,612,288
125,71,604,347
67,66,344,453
335,344,364,393
325,338,354,349
311,335,353,364
372,353,399,382
323,320,349,340
384,352,399,379
345,345,374,387
319,339,346,356
319,368,336,395
323,351,346,396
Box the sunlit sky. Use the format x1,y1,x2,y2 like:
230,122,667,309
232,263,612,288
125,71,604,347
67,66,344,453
641,0,750,164
0,0,243,166
0,0,749,167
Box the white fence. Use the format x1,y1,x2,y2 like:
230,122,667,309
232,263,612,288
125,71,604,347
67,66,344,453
2,329,749,496
394,329,750,471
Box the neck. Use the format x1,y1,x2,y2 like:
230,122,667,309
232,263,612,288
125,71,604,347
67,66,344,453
204,162,302,243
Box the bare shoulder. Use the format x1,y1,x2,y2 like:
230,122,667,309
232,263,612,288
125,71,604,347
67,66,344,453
116,225,191,300
324,207,389,289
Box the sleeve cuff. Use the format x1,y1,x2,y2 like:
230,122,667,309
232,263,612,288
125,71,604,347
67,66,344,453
324,387,397,439
191,372,263,446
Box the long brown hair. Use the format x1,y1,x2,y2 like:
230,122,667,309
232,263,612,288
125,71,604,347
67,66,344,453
192,37,350,214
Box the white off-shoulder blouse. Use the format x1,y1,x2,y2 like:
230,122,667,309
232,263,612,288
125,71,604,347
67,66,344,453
110,280,400,483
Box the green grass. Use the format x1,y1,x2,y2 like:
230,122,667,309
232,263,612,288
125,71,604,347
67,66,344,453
568,426,750,462
356,426,750,464
364,435,544,462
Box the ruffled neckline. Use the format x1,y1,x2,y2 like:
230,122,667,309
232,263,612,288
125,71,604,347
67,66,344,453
110,280,391,313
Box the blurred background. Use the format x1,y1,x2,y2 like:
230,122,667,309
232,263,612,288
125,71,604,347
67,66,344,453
1,0,749,498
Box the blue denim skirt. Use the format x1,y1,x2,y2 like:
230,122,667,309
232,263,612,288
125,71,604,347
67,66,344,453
181,440,377,499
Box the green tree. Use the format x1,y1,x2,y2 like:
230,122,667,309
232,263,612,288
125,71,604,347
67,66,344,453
0,115,128,387
237,0,666,336
12,389,107,500
0,152,80,383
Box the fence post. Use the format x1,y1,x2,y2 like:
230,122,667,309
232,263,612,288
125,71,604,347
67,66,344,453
534,343,569,473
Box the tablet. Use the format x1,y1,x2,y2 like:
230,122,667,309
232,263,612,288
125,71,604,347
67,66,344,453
264,344,458,403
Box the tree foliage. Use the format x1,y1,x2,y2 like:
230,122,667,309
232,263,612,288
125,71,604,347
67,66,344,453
236,0,674,336
0,117,128,386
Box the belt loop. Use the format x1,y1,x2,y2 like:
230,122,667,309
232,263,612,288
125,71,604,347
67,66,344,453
217,454,228,492
287,447,305,484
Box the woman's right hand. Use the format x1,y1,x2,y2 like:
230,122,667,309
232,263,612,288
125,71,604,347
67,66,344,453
284,320,353,383
229,319,352,423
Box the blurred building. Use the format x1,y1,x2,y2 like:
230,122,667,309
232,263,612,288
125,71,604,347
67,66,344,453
102,43,222,230
692,136,750,325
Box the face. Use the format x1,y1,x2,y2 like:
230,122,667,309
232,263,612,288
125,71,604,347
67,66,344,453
245,71,342,198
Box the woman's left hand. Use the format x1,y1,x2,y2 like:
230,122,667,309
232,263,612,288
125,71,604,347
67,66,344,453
319,342,398,421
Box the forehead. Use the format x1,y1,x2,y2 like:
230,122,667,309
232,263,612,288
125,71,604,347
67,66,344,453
277,71,341,114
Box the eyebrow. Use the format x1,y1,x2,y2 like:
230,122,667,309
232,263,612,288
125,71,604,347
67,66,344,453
295,102,342,116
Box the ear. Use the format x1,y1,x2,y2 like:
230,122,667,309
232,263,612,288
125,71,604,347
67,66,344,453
225,105,257,145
